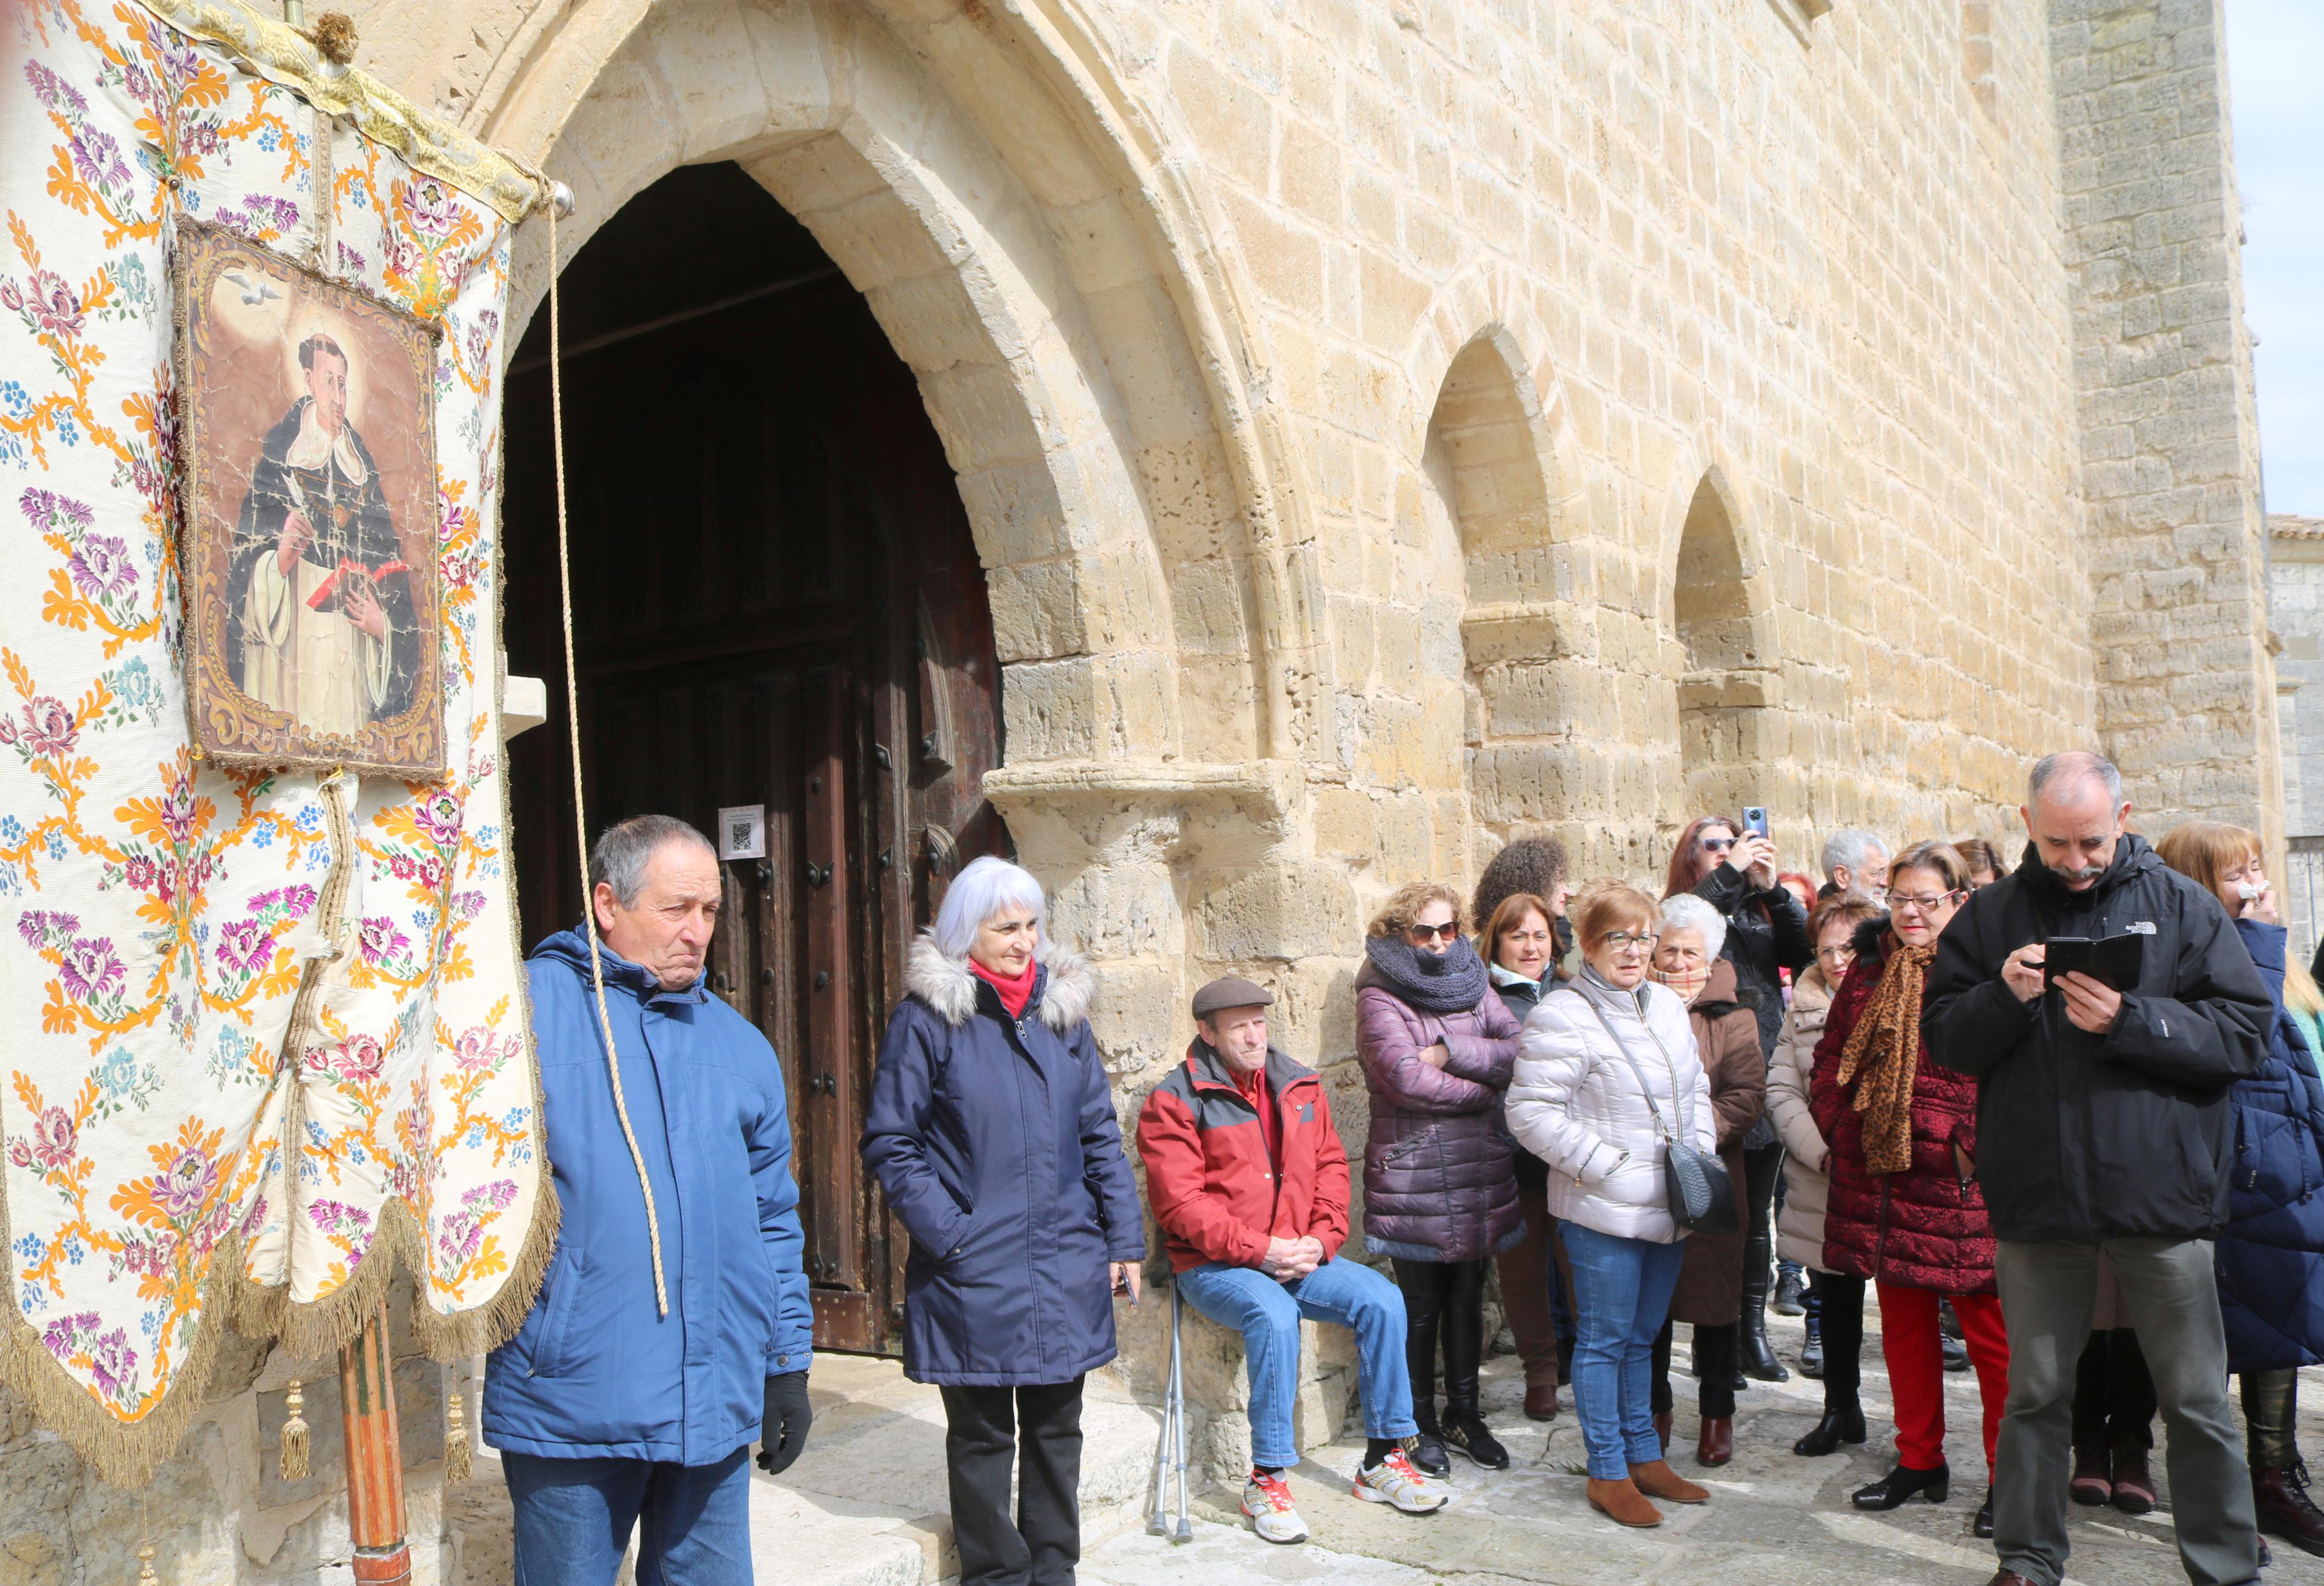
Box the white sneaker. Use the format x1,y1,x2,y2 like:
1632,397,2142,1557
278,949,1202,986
1353,1447,1448,1513
1240,1469,1308,1543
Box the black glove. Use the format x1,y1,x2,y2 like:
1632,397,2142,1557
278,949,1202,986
756,1370,812,1475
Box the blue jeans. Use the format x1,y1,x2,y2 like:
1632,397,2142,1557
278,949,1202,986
1176,1257,1418,1469
504,1447,753,1586
1562,1222,1687,1480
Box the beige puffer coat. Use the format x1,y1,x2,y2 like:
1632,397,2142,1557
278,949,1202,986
1766,966,1836,1271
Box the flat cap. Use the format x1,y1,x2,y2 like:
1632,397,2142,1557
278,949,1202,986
1192,976,1274,1019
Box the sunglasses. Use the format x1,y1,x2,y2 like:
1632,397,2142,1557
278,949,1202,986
1406,921,1461,943
1699,836,1737,853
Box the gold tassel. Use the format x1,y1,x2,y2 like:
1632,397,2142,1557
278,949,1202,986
279,1379,310,1483
137,1541,158,1585
444,1381,471,1483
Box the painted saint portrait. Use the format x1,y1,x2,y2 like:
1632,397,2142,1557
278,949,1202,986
176,222,444,775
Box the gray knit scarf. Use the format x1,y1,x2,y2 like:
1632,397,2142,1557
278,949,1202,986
1363,933,1490,1015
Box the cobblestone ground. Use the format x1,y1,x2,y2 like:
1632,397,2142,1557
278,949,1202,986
1085,1309,2324,1586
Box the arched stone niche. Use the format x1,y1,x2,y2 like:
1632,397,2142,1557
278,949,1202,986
469,0,1359,1087
483,0,1322,776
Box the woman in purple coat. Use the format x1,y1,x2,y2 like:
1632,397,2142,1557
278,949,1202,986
1357,881,1527,1476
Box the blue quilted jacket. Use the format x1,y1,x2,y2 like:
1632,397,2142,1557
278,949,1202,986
2217,917,2324,1373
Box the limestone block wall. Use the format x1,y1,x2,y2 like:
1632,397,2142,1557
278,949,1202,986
2053,0,2281,836
2269,517,2324,836
0,1287,471,1584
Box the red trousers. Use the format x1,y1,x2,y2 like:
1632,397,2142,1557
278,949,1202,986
1876,1283,2010,1474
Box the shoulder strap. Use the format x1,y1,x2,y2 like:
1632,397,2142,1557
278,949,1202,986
1578,994,1674,1146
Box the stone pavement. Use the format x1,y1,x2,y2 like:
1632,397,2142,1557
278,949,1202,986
1083,1308,2324,1586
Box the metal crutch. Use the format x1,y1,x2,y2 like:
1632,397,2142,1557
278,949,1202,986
1169,1281,1192,1542
1146,1278,1176,1537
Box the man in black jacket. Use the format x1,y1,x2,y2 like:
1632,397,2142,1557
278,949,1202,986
1924,752,2269,1586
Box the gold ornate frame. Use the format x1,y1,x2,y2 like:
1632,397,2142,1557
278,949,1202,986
174,220,446,777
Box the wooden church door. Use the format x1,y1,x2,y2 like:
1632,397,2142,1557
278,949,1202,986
500,163,1006,1355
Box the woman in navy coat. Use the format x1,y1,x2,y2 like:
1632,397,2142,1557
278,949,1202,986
2157,823,2324,1556
862,856,1146,1586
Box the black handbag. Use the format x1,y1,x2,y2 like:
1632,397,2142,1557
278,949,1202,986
1581,994,1739,1236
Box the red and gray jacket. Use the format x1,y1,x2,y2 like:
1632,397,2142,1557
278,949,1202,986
1137,1040,1350,1274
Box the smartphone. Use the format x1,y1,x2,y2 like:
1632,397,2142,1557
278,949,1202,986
1742,807,1769,839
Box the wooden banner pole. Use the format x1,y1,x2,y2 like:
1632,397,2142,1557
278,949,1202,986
339,1298,412,1584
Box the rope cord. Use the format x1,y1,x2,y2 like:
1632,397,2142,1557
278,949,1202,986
544,197,669,1318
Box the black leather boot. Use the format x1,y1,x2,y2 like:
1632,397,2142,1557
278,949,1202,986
1439,1283,1508,1470
1793,1400,1866,1457
1739,1222,1789,1383
1853,1462,1950,1510
1800,1309,1824,1380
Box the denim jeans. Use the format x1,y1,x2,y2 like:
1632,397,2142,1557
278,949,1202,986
1562,1221,1687,1480
1175,1257,1418,1469
504,1447,753,1586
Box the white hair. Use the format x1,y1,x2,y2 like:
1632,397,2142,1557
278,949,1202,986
930,855,1048,960
1658,892,1727,963
1819,828,1888,883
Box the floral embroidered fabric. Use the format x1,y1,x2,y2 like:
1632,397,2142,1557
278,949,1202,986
0,0,551,1481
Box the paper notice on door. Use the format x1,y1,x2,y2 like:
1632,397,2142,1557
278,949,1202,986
717,804,767,861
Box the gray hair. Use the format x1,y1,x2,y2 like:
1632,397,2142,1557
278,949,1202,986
931,854,1048,960
2029,750,2123,809
1658,892,1727,963
1820,828,1888,884
590,814,715,908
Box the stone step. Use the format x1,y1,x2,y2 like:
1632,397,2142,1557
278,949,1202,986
455,1354,1165,1586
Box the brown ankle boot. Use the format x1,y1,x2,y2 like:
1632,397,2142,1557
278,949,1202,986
1696,1416,1733,1466
1524,1379,1560,1420
1653,1410,1672,1454
2111,1445,2156,1514
2069,1445,2111,1506
2256,1466,2324,1557
1587,1475,1663,1527
1630,1458,1709,1504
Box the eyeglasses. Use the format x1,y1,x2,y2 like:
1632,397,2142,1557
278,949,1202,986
1816,944,1857,966
1883,889,1965,914
1405,920,1460,943
1604,931,1660,953
1699,836,1736,853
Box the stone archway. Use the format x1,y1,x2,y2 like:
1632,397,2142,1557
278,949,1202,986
479,0,1326,778
1668,467,1792,835
468,0,1347,1078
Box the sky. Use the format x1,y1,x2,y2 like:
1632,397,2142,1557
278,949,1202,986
2227,0,2324,518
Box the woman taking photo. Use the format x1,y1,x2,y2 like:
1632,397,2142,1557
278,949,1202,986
1357,882,1526,1475
1507,881,1718,1529
1767,893,1882,1451
1475,852,1579,1421
1666,816,1810,1383
1647,893,1766,1468
862,857,1146,1586
1811,841,2009,1537
2156,822,2324,1555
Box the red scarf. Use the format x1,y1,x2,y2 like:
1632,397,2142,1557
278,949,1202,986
970,956,1038,1019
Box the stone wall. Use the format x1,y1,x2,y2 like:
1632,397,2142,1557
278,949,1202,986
2269,517,2324,837
2052,0,2280,837
0,1287,476,1584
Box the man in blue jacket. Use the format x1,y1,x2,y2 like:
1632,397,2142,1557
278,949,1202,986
486,814,815,1585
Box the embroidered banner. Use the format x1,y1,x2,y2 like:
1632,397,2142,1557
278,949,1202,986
0,0,552,1483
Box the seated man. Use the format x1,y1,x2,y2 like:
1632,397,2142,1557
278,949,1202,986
1137,977,1447,1543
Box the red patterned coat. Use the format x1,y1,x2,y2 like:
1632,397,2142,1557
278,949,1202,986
1811,920,1998,1295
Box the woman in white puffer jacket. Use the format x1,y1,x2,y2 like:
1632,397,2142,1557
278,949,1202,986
1505,881,1715,1531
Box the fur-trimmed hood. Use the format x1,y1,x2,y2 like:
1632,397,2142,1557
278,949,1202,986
905,931,1095,1032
